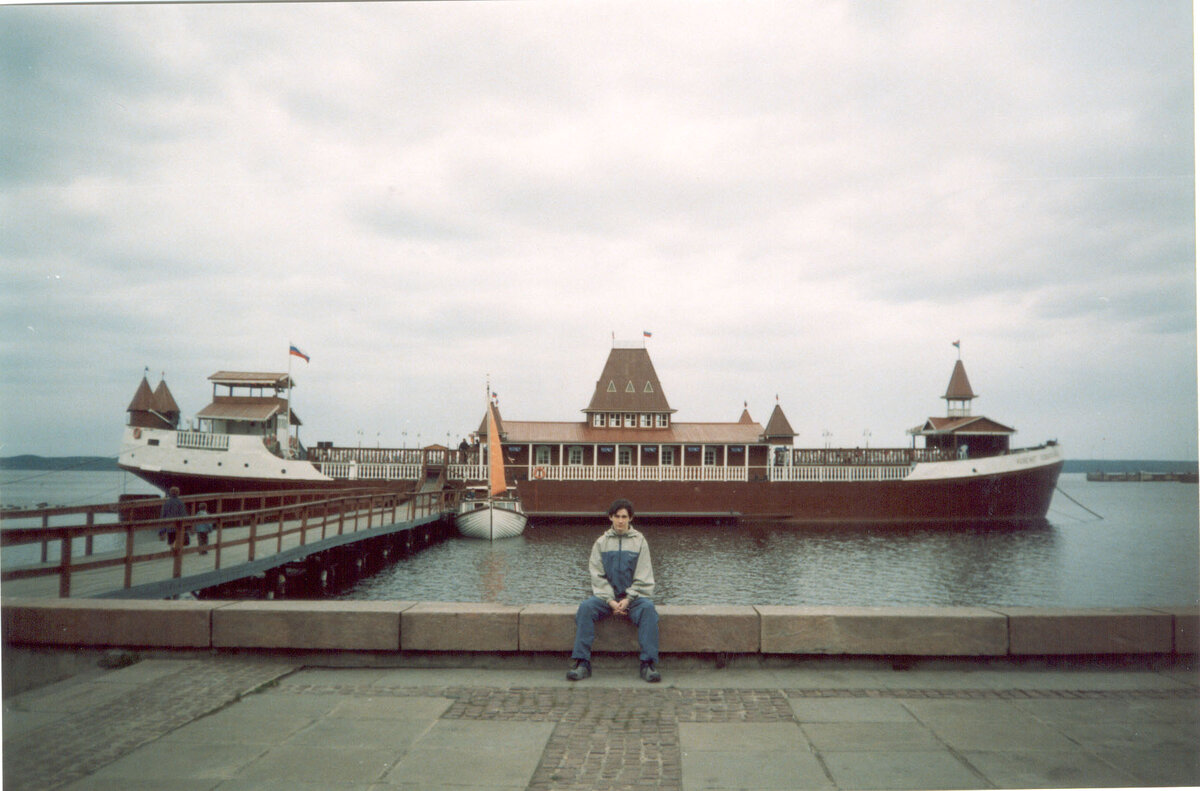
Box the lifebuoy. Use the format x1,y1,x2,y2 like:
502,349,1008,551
533,466,547,479
133,428,142,439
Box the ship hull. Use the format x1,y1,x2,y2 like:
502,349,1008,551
516,446,1064,524
456,502,529,540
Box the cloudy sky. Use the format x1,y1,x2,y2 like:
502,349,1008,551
1,0,1194,462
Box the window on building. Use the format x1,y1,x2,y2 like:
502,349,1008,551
625,381,635,393
640,414,651,427
607,380,617,392
662,447,675,465
624,414,636,427
568,446,584,465
618,447,632,465
609,413,620,427
644,382,654,393
535,446,551,465
593,413,605,427
656,414,668,428
703,447,717,466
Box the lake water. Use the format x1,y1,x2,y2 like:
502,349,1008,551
2,470,1196,607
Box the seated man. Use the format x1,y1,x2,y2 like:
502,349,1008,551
567,498,661,683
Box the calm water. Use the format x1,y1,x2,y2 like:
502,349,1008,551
2,470,1196,607
338,473,1198,608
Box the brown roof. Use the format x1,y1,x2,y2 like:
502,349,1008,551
208,371,293,388
943,360,976,400
914,415,1014,435
152,380,180,415
196,396,300,424
497,420,764,445
127,377,155,412
738,408,755,424
762,404,797,439
583,347,674,414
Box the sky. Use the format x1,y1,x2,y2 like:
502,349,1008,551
0,0,1195,462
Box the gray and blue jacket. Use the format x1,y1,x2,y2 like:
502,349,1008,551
589,527,655,601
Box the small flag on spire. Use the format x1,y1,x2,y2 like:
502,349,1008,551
289,345,310,363
952,340,960,349
643,330,652,338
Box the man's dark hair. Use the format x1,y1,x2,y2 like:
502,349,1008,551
607,498,635,518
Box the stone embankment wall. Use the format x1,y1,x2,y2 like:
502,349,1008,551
3,599,1196,657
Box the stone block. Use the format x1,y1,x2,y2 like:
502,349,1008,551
756,606,1007,655
212,600,413,651
999,607,1174,655
401,601,520,651
1,597,219,648
658,605,759,653
1150,607,1199,655
518,604,759,653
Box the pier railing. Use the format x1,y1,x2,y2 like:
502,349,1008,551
0,487,458,598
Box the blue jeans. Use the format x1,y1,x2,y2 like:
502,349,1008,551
571,595,659,664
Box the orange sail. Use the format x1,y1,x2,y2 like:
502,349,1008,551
487,400,506,498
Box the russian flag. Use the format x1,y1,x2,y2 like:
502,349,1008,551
289,344,310,363
643,330,652,338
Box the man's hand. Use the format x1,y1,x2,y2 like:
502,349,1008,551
609,598,630,616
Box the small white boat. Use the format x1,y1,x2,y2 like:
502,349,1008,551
456,495,527,540
456,391,528,540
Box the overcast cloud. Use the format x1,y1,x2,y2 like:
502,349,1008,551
0,0,1194,462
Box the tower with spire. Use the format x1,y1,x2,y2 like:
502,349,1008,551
909,349,1014,459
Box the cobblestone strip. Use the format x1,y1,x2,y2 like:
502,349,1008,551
2,659,297,791
783,687,1200,700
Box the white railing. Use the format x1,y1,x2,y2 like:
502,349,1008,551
176,431,230,451
447,464,482,481
767,465,912,482
316,462,422,481
524,465,751,483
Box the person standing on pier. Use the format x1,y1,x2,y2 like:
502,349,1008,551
157,486,188,546
194,503,213,555
567,498,661,683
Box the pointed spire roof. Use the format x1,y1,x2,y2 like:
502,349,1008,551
152,379,180,415
738,406,755,424
584,347,674,414
762,403,796,440
127,377,155,412
943,359,976,401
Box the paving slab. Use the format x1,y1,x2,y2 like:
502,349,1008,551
961,748,1141,788
821,750,984,790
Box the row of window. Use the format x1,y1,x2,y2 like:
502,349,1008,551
534,446,721,466
590,412,670,428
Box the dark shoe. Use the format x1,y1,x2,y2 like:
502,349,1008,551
566,659,591,681
640,661,661,683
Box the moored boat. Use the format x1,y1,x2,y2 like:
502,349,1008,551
118,369,462,496
473,342,1064,524
455,391,528,539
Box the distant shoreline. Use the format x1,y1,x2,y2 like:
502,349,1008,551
0,455,120,472
1,455,1196,475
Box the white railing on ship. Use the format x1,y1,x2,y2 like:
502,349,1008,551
176,431,230,451
522,465,750,483
316,462,422,481
768,465,911,482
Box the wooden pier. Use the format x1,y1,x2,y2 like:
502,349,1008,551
0,488,460,600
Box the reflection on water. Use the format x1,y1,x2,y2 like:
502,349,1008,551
342,475,1199,608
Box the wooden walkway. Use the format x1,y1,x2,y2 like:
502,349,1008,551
1,489,458,600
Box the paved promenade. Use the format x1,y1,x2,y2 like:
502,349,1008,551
3,652,1197,791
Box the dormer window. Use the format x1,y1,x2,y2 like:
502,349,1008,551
644,382,654,393
625,381,635,393
607,381,617,392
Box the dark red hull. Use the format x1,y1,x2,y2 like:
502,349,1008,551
516,460,1063,523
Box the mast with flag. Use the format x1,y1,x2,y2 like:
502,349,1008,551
285,344,309,458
